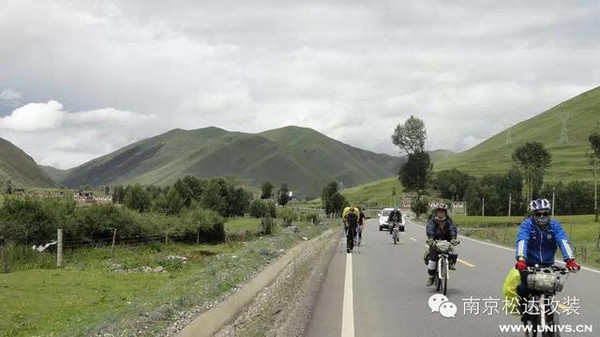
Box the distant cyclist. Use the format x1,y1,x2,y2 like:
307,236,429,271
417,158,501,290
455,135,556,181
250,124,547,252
425,204,459,286
358,206,366,242
387,207,402,234
343,206,360,253
514,199,580,302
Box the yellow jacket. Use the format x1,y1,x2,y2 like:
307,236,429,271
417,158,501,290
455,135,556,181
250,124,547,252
342,206,360,221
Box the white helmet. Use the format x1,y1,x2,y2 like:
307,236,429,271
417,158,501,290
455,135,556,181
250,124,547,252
530,198,551,212
530,198,551,226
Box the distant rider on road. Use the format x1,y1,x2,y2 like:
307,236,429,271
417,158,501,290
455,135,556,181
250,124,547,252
387,207,402,234
343,206,360,253
425,204,459,286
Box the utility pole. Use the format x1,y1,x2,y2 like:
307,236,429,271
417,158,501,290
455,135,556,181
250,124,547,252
110,228,117,258
552,176,556,218
508,193,512,217
482,198,485,217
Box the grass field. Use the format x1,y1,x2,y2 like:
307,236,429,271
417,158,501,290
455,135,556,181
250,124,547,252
340,177,404,208
0,218,333,336
453,215,600,269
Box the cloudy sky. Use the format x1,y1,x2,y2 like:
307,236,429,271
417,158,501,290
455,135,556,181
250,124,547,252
1,0,599,169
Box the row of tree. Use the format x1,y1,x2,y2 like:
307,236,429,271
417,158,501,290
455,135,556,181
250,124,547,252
0,197,226,246
110,176,293,217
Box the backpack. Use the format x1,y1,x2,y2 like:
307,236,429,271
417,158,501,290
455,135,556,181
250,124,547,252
346,211,358,226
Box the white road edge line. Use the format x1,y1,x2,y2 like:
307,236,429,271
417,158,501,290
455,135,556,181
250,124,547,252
410,237,417,242
341,253,355,337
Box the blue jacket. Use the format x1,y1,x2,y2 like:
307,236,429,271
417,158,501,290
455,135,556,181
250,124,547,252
515,218,574,266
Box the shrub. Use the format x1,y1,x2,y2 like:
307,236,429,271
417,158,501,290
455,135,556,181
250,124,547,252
278,207,298,227
179,208,225,243
249,199,276,218
302,212,320,224
261,216,274,235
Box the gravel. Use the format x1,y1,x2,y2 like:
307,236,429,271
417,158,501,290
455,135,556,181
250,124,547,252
213,230,337,337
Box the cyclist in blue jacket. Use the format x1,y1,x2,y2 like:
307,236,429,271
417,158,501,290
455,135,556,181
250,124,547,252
515,198,580,300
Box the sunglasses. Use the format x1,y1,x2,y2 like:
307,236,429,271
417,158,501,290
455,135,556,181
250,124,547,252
534,212,550,217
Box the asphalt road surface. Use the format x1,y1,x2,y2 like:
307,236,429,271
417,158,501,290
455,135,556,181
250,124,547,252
306,218,600,337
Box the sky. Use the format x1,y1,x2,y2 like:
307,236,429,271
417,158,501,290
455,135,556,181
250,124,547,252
1,0,599,169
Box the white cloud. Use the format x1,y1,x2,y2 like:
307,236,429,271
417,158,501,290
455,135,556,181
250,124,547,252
0,100,64,131
1,0,599,168
0,100,159,168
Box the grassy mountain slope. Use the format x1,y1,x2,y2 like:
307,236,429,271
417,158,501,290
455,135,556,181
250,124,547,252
0,137,55,188
436,86,600,180
61,126,401,197
40,165,69,184
311,149,451,207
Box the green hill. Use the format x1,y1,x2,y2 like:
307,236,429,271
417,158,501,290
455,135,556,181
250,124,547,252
436,86,600,180
313,149,451,207
60,126,401,197
40,165,69,184
0,137,55,188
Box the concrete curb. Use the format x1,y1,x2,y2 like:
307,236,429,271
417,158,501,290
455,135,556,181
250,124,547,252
177,227,338,337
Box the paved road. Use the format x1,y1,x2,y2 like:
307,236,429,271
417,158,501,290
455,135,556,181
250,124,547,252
306,218,600,337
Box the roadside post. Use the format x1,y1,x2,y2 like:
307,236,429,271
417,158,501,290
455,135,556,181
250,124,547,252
57,228,63,268
0,236,8,273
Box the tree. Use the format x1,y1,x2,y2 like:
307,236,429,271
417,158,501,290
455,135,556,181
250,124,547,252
226,186,251,217
434,169,476,200
411,195,429,219
164,186,185,215
261,181,274,199
277,183,290,206
200,178,229,216
104,185,110,195
391,115,427,154
399,151,432,195
181,208,225,243
512,142,552,202
124,184,150,212
112,185,126,204
321,181,347,215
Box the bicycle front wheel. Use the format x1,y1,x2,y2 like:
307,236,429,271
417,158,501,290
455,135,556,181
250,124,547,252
440,258,448,296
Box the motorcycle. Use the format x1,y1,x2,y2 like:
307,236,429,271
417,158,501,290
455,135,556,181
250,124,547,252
520,265,573,337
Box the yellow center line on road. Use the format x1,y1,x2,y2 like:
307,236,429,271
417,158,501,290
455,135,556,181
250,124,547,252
457,258,476,268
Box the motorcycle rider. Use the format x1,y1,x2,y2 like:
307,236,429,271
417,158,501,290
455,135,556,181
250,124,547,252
387,207,402,234
425,204,459,286
514,198,580,304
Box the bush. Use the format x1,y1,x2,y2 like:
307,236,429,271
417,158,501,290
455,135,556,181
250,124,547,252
301,212,320,224
0,197,76,245
278,207,298,227
250,200,267,218
261,216,275,235
178,208,225,243
249,199,276,218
